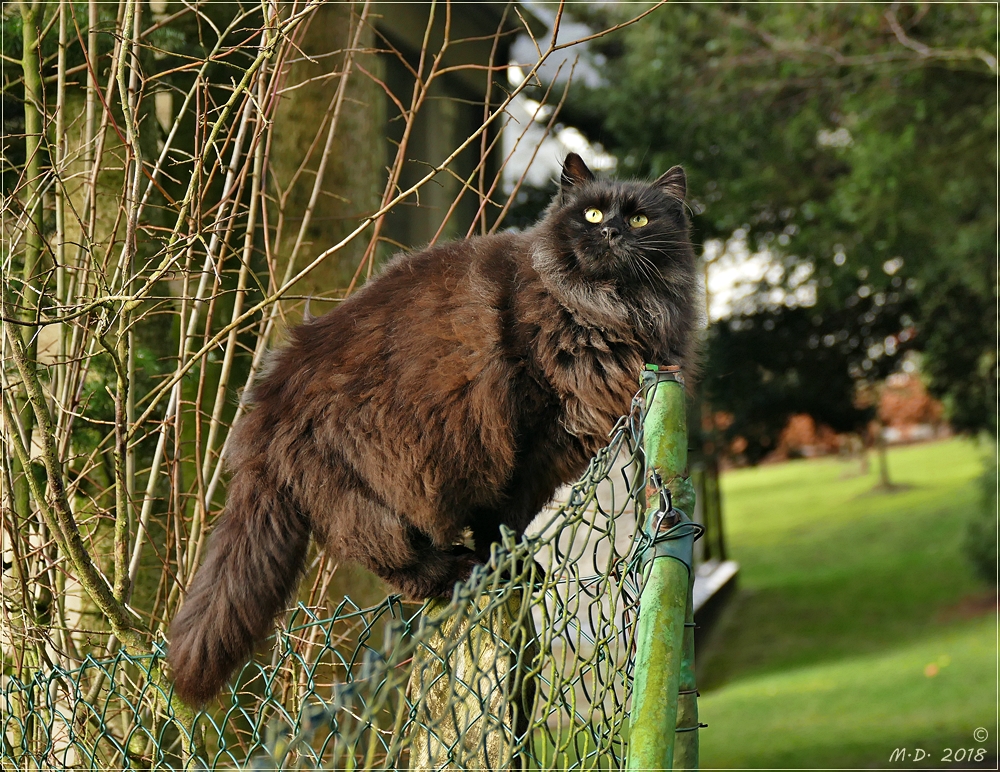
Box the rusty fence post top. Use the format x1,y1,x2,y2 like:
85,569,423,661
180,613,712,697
644,363,685,385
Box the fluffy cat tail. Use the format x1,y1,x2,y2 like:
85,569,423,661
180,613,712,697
167,460,310,706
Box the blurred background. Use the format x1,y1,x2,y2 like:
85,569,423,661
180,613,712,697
511,4,997,767
2,1,996,768
516,4,998,768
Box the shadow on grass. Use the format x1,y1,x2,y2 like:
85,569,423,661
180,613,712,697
855,480,918,497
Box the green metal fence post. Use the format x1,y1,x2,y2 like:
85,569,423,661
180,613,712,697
627,364,702,771
673,567,700,771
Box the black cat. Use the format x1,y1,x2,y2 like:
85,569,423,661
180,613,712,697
168,152,699,705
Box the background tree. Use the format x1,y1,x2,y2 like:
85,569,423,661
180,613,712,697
561,2,996,449
704,293,919,464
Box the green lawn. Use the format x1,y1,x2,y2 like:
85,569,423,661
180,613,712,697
698,438,998,770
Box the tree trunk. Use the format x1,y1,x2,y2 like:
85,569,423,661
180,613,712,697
874,420,894,490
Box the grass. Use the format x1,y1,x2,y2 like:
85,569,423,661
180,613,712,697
697,438,998,770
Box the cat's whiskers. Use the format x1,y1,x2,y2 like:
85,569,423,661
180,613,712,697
635,237,688,249
628,250,669,289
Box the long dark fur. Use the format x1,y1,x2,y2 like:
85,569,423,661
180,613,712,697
168,154,699,705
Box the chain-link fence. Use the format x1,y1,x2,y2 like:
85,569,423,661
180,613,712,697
3,388,685,771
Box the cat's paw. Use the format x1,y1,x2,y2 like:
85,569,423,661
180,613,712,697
450,546,483,585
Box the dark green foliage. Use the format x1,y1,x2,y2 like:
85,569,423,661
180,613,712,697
965,448,998,586
565,3,997,439
704,291,917,463
921,280,998,436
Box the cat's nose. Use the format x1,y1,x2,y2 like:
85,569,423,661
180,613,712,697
601,225,620,241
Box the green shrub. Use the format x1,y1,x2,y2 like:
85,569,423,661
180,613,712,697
965,445,998,585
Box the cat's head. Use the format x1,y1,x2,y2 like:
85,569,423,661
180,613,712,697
538,153,695,291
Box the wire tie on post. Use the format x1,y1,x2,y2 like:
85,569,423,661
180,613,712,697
650,472,673,532
639,464,706,573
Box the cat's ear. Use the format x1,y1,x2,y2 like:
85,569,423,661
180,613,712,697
560,152,595,192
655,165,687,200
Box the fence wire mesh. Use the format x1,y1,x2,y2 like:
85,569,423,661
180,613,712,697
3,396,668,771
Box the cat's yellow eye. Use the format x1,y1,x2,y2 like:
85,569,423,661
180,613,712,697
584,207,604,223
629,213,649,228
